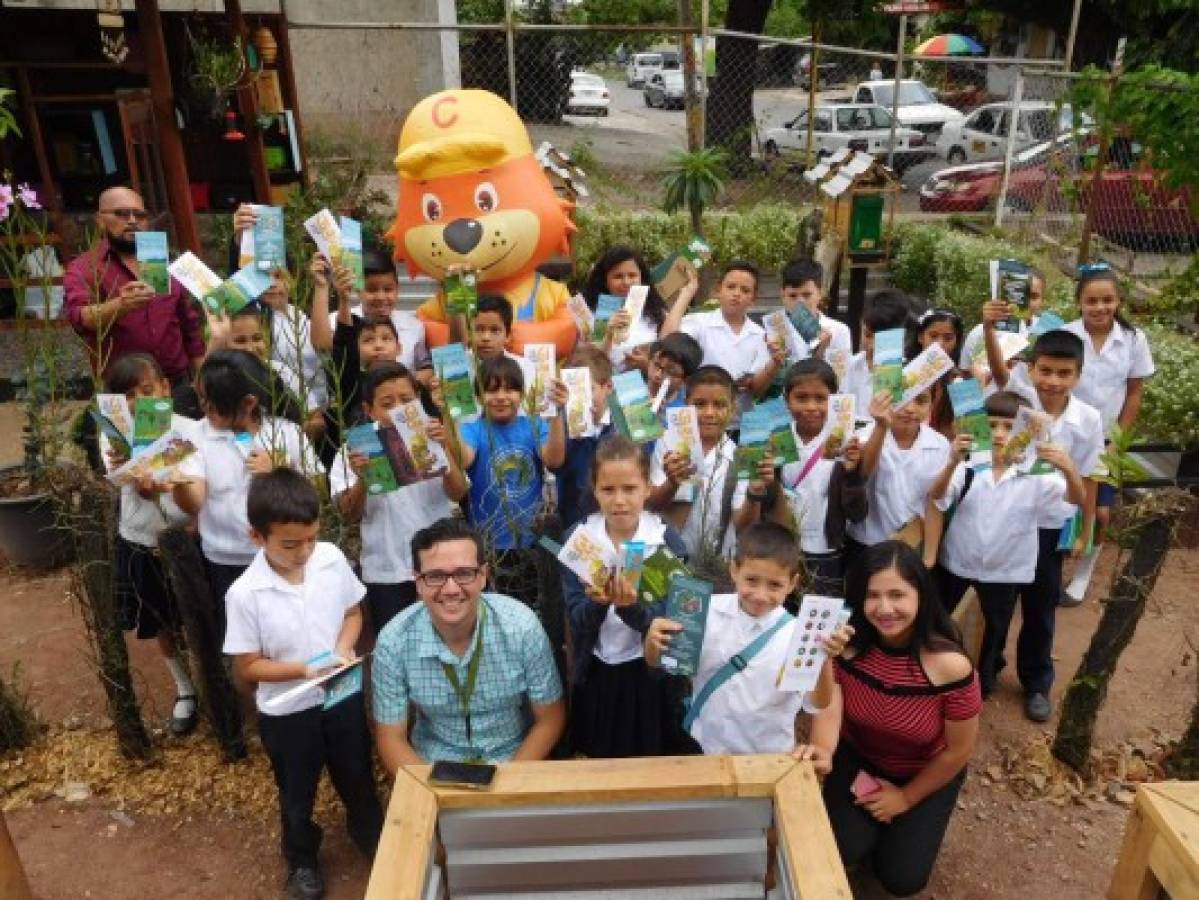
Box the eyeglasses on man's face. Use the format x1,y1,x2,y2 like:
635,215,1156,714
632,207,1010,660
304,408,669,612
416,567,484,588
101,208,150,222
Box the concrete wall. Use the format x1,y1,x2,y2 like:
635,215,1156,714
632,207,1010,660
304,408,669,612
284,0,459,146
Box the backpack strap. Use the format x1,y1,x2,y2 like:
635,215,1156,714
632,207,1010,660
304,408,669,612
682,613,793,732
715,443,741,545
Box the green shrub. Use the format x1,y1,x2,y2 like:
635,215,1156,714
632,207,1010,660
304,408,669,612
572,204,806,285
1138,325,1199,448
891,221,946,298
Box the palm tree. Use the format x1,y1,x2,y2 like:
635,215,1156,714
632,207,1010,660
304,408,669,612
661,147,727,237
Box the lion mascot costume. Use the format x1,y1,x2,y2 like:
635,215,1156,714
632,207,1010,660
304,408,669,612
388,89,577,357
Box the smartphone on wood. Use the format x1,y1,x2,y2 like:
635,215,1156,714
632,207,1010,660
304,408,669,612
429,760,498,790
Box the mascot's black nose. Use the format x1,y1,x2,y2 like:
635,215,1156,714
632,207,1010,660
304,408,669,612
443,219,483,255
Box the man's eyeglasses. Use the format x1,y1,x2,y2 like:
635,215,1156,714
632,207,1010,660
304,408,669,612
416,567,484,588
101,208,150,222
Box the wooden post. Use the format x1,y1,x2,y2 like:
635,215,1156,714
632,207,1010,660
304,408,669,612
224,0,272,204
0,811,33,900
134,0,200,253
678,0,702,155
273,6,310,187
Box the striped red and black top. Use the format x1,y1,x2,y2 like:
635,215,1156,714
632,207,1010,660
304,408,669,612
834,643,981,779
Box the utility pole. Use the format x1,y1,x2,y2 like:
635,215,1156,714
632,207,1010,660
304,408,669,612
679,0,702,154
1064,0,1083,71
886,14,906,170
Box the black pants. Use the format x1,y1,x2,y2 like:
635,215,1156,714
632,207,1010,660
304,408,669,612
1013,527,1064,695
203,558,248,637
823,742,965,898
257,695,383,870
364,580,419,635
935,567,1017,697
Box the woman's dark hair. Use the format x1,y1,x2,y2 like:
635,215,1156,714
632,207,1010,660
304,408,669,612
582,245,667,327
784,358,837,395
198,349,275,424
845,541,966,658
911,308,965,366
104,352,163,394
1076,268,1135,333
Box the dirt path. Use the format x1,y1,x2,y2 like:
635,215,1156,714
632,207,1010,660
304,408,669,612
2,544,1197,899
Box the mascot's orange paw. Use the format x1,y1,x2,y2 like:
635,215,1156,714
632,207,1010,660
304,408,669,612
390,89,577,358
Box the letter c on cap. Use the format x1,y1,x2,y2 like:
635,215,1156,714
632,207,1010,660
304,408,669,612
432,96,459,129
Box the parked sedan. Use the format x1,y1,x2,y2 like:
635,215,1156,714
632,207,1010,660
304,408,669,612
567,72,610,116
643,70,702,109
761,103,930,171
936,101,1087,164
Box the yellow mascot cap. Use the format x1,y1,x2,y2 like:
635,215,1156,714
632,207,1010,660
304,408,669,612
395,89,532,182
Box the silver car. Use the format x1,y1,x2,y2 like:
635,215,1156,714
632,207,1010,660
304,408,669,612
643,70,701,109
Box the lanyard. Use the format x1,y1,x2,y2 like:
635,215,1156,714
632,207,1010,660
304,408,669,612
787,442,825,490
441,604,487,757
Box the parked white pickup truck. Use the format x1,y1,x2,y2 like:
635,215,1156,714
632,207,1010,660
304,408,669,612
851,79,965,138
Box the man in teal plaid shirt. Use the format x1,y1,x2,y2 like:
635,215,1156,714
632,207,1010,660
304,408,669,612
372,518,565,771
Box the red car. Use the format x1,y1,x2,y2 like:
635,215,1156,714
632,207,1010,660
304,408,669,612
920,133,1199,243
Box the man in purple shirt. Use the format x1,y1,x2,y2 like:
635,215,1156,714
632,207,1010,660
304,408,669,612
63,186,205,382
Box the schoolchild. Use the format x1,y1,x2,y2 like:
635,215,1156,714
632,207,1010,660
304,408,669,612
564,434,690,758
645,522,851,754
223,469,382,900
330,363,468,632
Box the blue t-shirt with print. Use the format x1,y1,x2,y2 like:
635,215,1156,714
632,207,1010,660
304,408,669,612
461,416,549,549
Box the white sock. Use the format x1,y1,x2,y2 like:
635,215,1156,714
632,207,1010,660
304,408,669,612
1067,550,1100,600
165,655,195,699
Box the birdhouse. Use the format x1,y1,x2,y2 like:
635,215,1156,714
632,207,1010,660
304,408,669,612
535,141,589,204
803,150,898,260
253,24,278,67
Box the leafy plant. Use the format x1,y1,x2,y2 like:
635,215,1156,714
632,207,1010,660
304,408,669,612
1138,324,1199,448
0,87,21,140
186,30,251,117
661,147,727,237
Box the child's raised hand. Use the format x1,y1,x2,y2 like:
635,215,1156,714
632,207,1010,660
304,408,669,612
791,743,834,776
204,306,232,349
646,617,682,657
309,253,331,288
1036,442,1075,475
949,432,973,463
843,436,862,471
981,299,1012,328
347,450,370,477
548,377,570,410
822,623,854,658
754,451,776,488
246,448,274,475
428,376,446,411
105,445,130,469
814,329,833,356
970,361,991,385
332,261,355,298
869,390,894,427
662,450,694,486
232,203,257,236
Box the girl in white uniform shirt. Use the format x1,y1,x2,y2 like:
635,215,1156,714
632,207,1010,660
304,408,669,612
1062,265,1155,600
173,349,320,629
581,246,697,373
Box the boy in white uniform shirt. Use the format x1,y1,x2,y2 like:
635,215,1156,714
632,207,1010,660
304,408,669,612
680,261,779,415
223,469,382,900
645,522,851,754
779,258,852,359
924,391,1084,705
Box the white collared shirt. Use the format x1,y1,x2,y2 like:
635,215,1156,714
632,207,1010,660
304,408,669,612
847,423,950,546
779,429,837,554
329,435,455,584
819,314,853,357
101,413,196,548
650,434,746,558
178,417,321,565
1064,319,1154,433
681,309,770,413
1005,365,1104,527
271,305,327,409
841,352,873,419
575,512,670,664
223,542,366,715
689,595,802,755
936,463,1067,584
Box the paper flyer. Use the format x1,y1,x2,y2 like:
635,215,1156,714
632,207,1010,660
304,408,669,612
777,595,846,693
871,328,905,402
304,208,342,262
133,397,172,451
638,546,690,605
95,394,134,442
561,366,595,439
788,303,823,344
107,429,196,487
338,215,365,292
735,406,771,480
592,293,623,342
523,343,557,418
168,252,223,306
825,347,850,390
202,265,273,316
970,329,1029,367
615,285,648,344
990,258,1031,333
444,270,478,317
758,397,800,466
567,292,594,340
824,394,856,458
1003,406,1054,474
663,405,703,473
390,400,449,480
608,370,664,443
558,527,618,591
345,423,399,495
431,343,478,420
659,574,713,678
947,378,992,469
896,344,954,409
763,309,805,364
135,231,170,294
1030,311,1066,338
252,205,287,272
617,539,646,594
260,655,365,713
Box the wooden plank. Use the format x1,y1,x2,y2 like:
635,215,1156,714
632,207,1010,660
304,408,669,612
1148,834,1199,900
0,811,33,900
773,764,852,900
365,769,440,900
407,755,793,810
1107,803,1165,900
223,0,272,204
272,12,310,187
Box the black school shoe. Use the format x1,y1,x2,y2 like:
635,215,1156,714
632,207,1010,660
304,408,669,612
286,866,325,900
